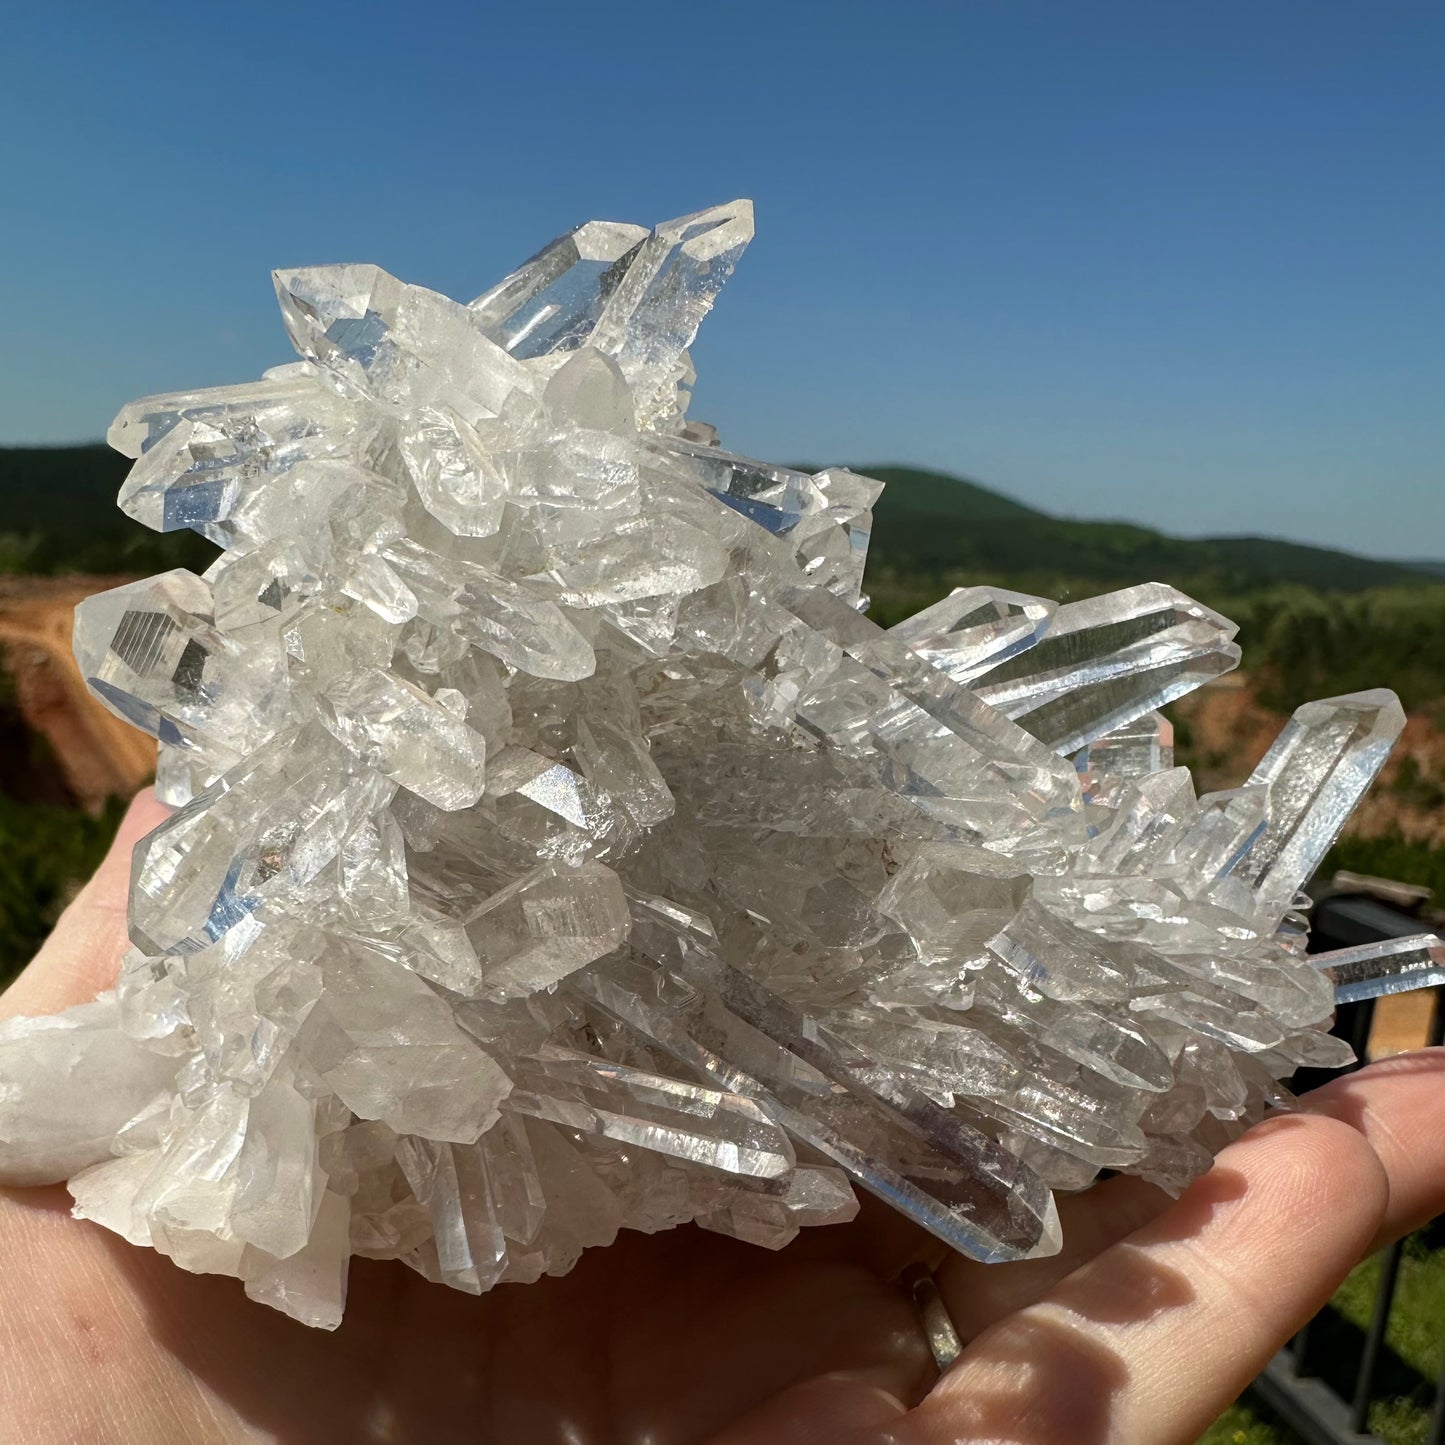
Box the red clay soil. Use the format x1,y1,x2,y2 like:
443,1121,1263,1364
0,575,154,812
1173,676,1445,848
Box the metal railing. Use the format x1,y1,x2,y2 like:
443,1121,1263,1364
1248,892,1445,1445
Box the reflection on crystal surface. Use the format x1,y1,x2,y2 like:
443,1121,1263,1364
1312,933,1445,1004
893,584,1054,684
0,201,1425,1328
1233,689,1407,920
470,219,649,358
109,373,360,547
970,582,1241,754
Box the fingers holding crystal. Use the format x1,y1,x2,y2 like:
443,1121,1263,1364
906,1112,1389,1445
1,789,170,1022
1298,1047,1445,1250
934,1173,1172,1345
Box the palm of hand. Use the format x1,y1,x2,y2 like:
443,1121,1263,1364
3,796,1443,1445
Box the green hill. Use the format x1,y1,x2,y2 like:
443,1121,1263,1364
1402,558,1445,579
0,445,213,574
862,463,1439,597
852,464,1445,715
1190,533,1439,591
0,445,130,531
1,443,1438,608
854,465,1045,523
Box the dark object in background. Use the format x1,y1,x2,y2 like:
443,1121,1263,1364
1250,876,1445,1445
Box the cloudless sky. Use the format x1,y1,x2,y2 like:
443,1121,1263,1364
2,0,1442,558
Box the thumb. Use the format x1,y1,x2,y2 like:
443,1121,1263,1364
0,789,170,1022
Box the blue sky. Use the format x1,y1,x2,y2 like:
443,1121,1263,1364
3,1,1441,558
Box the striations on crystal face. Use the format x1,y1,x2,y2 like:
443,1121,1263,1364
0,200,1435,1329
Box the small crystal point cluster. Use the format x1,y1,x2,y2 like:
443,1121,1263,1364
1,201,1440,1330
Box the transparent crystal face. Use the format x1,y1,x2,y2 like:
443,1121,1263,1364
1,200,1433,1332
469,219,650,359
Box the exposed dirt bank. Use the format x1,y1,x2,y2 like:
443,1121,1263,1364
0,576,154,811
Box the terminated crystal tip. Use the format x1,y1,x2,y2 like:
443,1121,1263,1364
0,201,1416,1329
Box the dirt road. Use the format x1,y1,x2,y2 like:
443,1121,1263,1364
0,575,154,811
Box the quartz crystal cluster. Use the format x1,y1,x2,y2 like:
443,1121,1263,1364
2,201,1441,1330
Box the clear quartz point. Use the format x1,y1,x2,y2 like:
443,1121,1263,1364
0,201,1425,1329
892,585,1055,684
318,669,487,810
571,949,1060,1264
1233,689,1407,921
108,373,360,546
655,439,882,609
587,200,754,426
1311,934,1445,1004
469,219,651,357
970,582,1241,755
273,263,538,422
74,570,288,783
504,1048,796,1178
1075,710,1174,783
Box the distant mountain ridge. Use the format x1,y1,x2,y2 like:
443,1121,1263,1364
853,462,1442,596
0,445,213,575
852,465,1046,523
0,444,1438,594
0,445,129,534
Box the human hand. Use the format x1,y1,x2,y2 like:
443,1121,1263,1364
3,792,1443,1445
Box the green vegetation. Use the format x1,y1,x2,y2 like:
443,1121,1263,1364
1196,1234,1445,1444
861,465,1445,716
863,462,1440,600
0,445,214,575
0,794,126,986
0,660,129,984
1329,1235,1445,1444
1236,587,1445,716
1391,758,1445,813
860,464,1046,523
1200,1401,1300,1444
1322,830,1445,899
